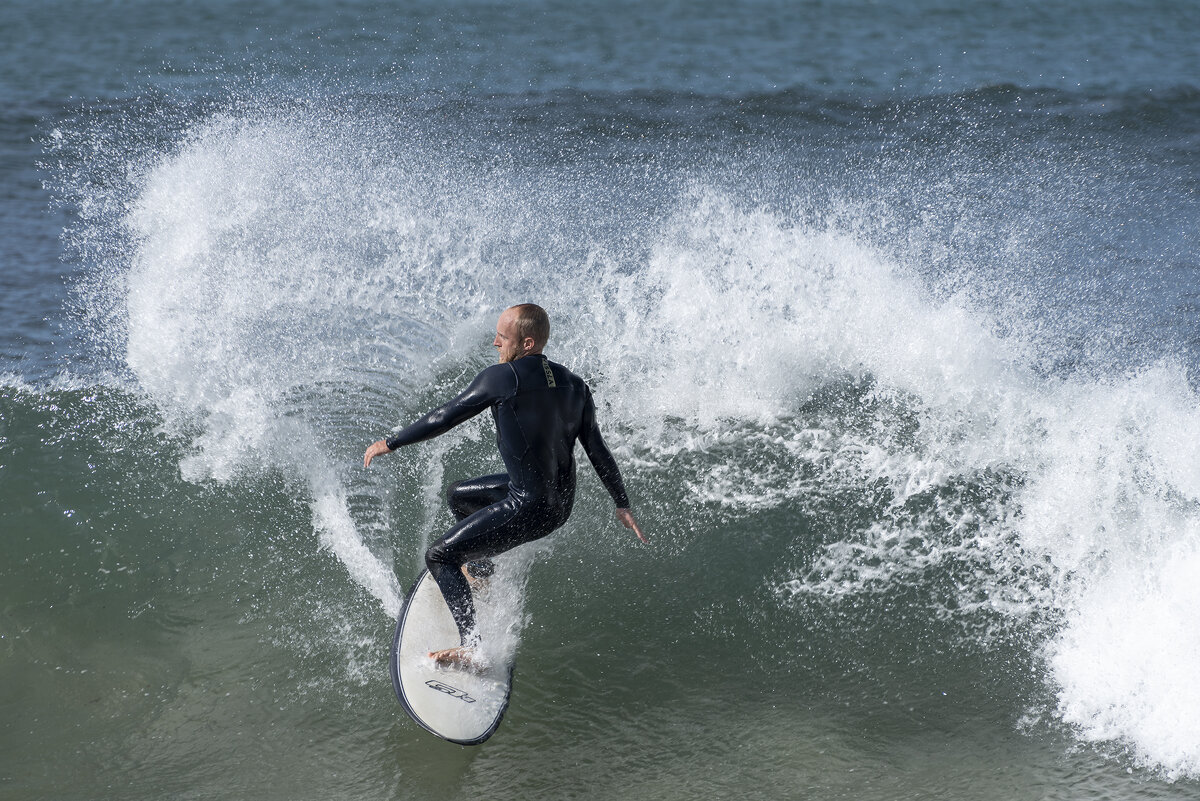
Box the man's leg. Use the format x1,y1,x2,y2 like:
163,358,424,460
446,474,507,579
425,499,553,645
447,474,508,520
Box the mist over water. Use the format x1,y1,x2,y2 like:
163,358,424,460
6,2,1200,797
44,92,1200,784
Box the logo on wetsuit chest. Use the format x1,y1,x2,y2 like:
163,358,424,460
425,679,477,704
540,357,556,388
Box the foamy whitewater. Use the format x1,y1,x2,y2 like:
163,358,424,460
92,109,1200,778
7,2,1200,798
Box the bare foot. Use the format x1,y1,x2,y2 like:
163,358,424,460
460,562,493,585
429,646,485,672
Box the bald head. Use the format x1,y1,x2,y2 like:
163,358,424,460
494,303,550,363
509,304,550,350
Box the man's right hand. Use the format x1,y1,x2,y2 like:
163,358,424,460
616,508,648,543
363,440,391,468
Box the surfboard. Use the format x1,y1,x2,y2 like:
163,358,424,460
389,569,514,745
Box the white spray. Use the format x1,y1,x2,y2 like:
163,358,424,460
114,111,1200,778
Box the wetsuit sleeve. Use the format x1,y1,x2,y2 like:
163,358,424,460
384,366,507,450
579,387,631,508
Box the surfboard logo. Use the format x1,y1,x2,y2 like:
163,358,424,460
425,679,477,704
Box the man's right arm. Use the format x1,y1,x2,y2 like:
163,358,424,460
578,387,630,508
579,387,647,543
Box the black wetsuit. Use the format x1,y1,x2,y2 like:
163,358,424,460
385,353,629,641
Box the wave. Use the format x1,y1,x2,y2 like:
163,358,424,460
46,101,1200,779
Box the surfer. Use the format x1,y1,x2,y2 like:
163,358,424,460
364,303,647,669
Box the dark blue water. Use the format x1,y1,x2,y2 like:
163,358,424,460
4,2,1200,798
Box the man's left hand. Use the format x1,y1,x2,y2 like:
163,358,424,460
363,439,391,467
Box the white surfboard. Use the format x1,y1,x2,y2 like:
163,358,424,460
390,569,514,745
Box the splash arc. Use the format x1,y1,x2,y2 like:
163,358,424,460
390,569,514,745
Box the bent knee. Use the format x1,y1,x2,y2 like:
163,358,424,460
445,480,475,519
425,542,459,570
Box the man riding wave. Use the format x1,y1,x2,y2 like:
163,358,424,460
364,304,646,668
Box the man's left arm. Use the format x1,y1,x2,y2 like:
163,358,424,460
364,367,501,467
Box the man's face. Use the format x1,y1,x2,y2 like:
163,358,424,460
493,309,528,363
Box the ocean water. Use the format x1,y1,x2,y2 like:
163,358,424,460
4,1,1200,798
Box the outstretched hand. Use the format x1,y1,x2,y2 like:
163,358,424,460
363,439,391,468
616,508,648,543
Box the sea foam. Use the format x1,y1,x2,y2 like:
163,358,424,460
104,109,1200,778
